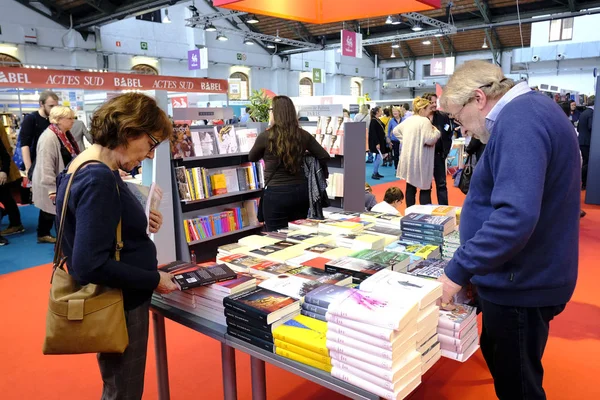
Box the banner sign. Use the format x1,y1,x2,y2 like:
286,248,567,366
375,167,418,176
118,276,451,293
170,96,188,108
430,57,456,76
341,30,362,58
297,104,344,117
0,67,228,93
188,49,200,70
312,68,323,83
172,107,234,120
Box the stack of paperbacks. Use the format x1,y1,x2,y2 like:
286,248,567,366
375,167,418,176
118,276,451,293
437,304,479,362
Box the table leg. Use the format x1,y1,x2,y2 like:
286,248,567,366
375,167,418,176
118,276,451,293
152,312,171,400
221,343,238,400
250,356,267,400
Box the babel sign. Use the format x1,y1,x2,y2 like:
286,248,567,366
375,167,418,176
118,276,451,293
0,67,228,94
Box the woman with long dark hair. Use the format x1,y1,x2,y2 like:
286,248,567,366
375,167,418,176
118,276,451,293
249,96,330,231
368,106,387,180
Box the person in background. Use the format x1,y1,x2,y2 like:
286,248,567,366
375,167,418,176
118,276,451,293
402,103,413,121
577,95,594,190
32,106,80,244
380,107,393,167
393,97,440,206
424,92,454,205
70,116,94,151
439,60,580,400
560,102,587,219
387,106,405,170
464,137,486,164
54,93,177,400
248,96,330,231
371,186,404,215
240,107,252,124
354,104,372,163
569,100,581,127
0,124,24,239
368,106,386,180
364,182,377,211
343,109,351,122
19,91,59,180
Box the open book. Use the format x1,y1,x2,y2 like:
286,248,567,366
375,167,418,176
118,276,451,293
125,181,163,234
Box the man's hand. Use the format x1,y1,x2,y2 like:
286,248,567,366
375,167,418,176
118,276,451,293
0,171,7,185
148,210,163,234
49,193,56,203
437,273,463,310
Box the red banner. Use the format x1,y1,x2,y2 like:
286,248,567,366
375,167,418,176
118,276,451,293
0,68,228,94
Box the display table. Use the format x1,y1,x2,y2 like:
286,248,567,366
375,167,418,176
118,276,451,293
150,296,379,400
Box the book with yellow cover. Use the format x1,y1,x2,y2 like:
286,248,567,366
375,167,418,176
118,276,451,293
210,173,228,195
275,347,332,373
431,206,455,217
274,338,331,365
272,314,329,356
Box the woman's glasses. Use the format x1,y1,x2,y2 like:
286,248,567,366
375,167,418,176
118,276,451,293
147,132,160,153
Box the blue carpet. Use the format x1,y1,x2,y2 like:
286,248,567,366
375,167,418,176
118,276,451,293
365,160,401,187
0,205,55,275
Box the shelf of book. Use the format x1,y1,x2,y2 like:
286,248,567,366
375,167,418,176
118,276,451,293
226,336,379,400
188,224,263,246
181,189,262,213
180,152,250,163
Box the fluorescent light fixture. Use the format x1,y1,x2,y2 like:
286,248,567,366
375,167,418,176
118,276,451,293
246,14,260,24
482,37,488,49
43,66,47,69
385,15,393,24
88,69,93,72
266,43,276,49
205,23,217,32
244,37,254,45
434,31,443,37
275,30,282,42
391,16,401,25
390,49,396,58
216,32,229,41
37,65,42,69
391,43,400,49
422,40,431,45
163,9,171,24
412,23,423,32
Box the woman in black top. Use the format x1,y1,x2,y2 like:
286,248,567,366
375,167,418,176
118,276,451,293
368,106,386,180
248,96,330,231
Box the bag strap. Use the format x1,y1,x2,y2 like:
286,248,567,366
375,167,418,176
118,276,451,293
53,160,123,269
264,161,281,189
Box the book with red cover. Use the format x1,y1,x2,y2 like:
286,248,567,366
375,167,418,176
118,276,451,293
300,256,330,270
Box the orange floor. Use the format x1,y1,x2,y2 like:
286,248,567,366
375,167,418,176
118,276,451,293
1,182,599,399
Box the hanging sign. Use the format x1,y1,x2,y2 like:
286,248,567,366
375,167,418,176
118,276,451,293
188,49,200,70
312,68,323,83
341,30,362,58
171,96,188,108
297,104,343,117
0,67,228,93
430,57,456,76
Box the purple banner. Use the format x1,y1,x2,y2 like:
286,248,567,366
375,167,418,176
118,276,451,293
188,49,200,70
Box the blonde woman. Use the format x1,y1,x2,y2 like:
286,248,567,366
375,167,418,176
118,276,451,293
387,106,405,169
32,106,79,243
393,97,440,206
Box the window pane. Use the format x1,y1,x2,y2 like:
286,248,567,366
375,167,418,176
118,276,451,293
562,18,574,40
423,64,431,77
549,20,562,42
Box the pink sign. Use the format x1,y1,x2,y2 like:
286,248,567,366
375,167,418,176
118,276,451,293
341,30,356,57
170,96,188,108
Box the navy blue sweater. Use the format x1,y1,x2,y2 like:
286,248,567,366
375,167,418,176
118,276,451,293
445,91,580,307
55,164,160,310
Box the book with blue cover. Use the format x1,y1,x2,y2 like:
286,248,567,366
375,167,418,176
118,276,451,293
303,284,354,309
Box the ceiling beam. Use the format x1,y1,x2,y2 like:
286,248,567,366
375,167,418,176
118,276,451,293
445,35,456,54
474,0,492,24
81,0,117,15
568,0,577,12
74,0,183,29
485,28,502,66
15,0,73,28
402,12,455,31
435,36,447,57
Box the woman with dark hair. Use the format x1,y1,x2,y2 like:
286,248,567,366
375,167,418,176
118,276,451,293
568,100,581,126
54,93,178,399
368,106,386,180
248,95,330,231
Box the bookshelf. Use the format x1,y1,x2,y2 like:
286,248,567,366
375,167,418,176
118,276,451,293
171,151,264,263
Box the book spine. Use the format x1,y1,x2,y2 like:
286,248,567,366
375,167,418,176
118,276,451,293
301,303,328,315
223,297,269,323
326,340,394,369
437,313,476,331
227,327,274,352
227,319,274,342
401,233,444,245
300,309,327,322
325,313,393,340
330,359,396,390
330,368,398,400
327,322,394,350
401,226,445,237
436,325,465,338
273,331,329,357
201,168,211,198
401,220,444,231
273,339,331,365
275,347,332,372
224,309,271,332
326,331,394,360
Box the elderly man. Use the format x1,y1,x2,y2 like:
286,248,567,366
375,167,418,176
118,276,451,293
438,60,580,400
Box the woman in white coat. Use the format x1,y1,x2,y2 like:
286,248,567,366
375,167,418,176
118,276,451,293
32,106,79,243
393,97,440,207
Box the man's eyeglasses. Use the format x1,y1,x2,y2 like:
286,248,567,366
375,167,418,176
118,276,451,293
449,82,495,125
147,132,160,153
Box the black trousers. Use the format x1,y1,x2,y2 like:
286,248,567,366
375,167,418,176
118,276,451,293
405,183,432,207
391,141,400,170
0,183,22,227
262,183,309,232
37,210,55,238
580,145,589,188
433,153,449,205
479,297,566,400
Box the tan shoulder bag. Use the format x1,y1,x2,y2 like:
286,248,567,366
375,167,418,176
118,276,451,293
43,160,129,355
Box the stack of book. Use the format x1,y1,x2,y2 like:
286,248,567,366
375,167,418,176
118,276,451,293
438,304,479,362
360,211,403,230
258,268,352,302
384,239,440,263
325,257,387,284
441,231,460,261
301,284,353,322
406,259,448,280
323,210,361,220
360,269,443,375
335,233,386,251
272,314,332,372
288,219,323,233
326,173,344,198
363,225,403,246
400,213,456,247
404,205,456,219
223,287,301,352
323,286,423,400
349,249,411,273
318,220,366,236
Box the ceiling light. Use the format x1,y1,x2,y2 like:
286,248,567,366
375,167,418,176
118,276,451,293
482,37,488,49
266,43,276,49
43,66,47,69
385,15,393,24
244,37,254,45
246,14,260,24
37,65,42,69
422,40,431,45
216,32,229,41
205,23,217,32
391,16,401,25
434,31,443,37
391,42,400,49
275,30,282,42
163,9,171,24
411,23,423,32
391,49,396,58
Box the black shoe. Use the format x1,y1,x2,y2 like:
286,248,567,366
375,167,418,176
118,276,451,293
580,210,587,218
371,174,380,180
376,173,384,178
0,236,8,246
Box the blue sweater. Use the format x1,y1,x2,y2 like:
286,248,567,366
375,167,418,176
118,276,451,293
445,91,580,307
55,164,160,310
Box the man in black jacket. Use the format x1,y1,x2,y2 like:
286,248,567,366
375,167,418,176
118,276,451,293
577,96,594,190
424,93,454,205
